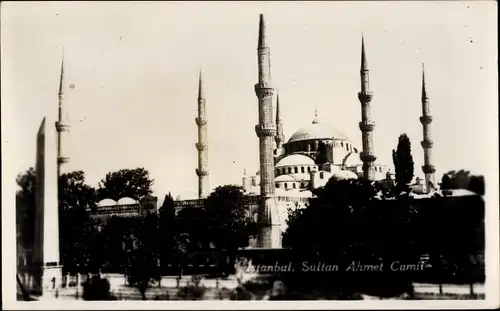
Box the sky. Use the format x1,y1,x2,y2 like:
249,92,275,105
2,1,498,201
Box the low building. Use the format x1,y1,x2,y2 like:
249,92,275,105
88,194,158,220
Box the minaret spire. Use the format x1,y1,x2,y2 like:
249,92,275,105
275,91,285,149
421,63,427,101
258,14,268,49
254,14,280,248
312,107,319,124
361,35,368,72
420,63,436,193
55,52,70,177
357,35,377,180
195,69,209,199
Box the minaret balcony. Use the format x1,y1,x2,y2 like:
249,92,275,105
358,121,375,132
360,152,377,163
57,156,70,165
55,121,70,132
254,84,274,98
422,165,436,174
195,142,208,151
255,124,276,138
196,169,209,176
419,115,433,124
357,91,373,103
195,118,207,126
420,140,433,149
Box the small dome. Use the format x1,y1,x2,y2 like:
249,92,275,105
290,173,311,181
98,198,117,207
288,122,349,143
332,170,359,180
276,154,315,167
117,197,138,205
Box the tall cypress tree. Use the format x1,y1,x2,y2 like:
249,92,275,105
392,134,415,191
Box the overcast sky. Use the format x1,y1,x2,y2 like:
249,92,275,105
2,1,497,200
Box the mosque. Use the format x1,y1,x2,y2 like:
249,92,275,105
174,14,438,249
48,14,437,248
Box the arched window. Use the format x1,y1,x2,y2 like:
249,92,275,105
301,167,305,173
293,183,296,189
288,167,292,174
308,167,311,173
341,142,344,147
275,183,279,188
320,172,324,179
294,167,298,173
354,148,358,153
284,183,288,190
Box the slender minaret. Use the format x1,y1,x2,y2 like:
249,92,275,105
254,14,280,248
55,56,70,177
420,64,436,192
313,107,319,124
275,92,285,150
195,70,209,199
357,36,377,181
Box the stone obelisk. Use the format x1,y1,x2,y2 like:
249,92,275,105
32,117,61,296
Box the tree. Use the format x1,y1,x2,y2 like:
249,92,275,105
283,177,419,298
97,168,154,201
58,171,101,273
392,134,414,192
204,185,257,252
100,216,141,273
16,168,37,253
126,213,160,300
159,193,178,271
16,168,101,274
440,170,485,195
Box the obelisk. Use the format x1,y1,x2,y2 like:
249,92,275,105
32,117,61,296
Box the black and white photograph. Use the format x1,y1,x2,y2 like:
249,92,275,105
2,1,498,309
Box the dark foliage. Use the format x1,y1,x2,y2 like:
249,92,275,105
97,167,153,201
392,133,415,191
82,275,115,300
440,170,485,195
282,176,485,298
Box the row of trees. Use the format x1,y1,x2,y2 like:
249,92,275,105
16,167,155,269
282,175,484,298
16,166,257,299
279,134,484,298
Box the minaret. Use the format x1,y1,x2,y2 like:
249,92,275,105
195,70,209,199
275,92,285,150
357,36,377,181
313,107,319,124
420,64,436,192
55,56,70,177
254,14,280,248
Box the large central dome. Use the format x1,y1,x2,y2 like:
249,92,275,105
288,122,349,143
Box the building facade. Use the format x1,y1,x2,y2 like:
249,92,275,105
173,14,443,249
89,195,158,221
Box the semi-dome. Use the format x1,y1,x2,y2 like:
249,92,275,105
276,154,315,167
288,122,349,143
98,198,117,207
117,197,138,205
332,170,359,180
275,174,296,182
344,152,363,167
